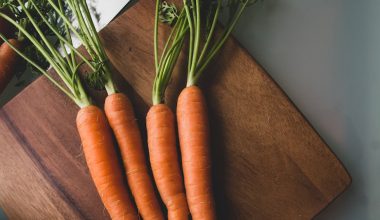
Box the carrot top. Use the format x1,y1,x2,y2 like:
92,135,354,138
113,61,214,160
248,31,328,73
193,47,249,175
152,1,189,105
0,0,103,108
183,0,260,86
0,1,69,76
65,0,117,95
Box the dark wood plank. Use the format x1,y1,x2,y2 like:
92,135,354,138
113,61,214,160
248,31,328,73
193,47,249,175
0,0,351,219
0,77,110,220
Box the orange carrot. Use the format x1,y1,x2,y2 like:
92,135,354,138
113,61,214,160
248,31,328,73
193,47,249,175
77,105,139,220
147,1,189,218
105,93,164,220
177,1,254,218
1,2,139,219
177,86,216,220
146,104,189,220
0,39,22,94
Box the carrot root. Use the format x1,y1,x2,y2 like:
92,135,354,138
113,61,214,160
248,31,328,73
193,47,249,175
146,104,190,220
76,105,138,220
105,93,164,220
177,86,216,220
0,39,22,94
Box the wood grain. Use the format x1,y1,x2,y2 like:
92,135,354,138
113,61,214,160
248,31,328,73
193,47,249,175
0,77,109,220
0,0,350,219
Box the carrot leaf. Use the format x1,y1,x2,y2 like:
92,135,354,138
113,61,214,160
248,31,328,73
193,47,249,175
152,0,189,105
0,0,93,108
184,0,261,86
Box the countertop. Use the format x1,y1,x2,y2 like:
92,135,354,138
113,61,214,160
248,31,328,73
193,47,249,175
233,0,379,219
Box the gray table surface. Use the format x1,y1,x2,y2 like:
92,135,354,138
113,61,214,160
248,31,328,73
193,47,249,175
233,0,379,219
1,0,378,219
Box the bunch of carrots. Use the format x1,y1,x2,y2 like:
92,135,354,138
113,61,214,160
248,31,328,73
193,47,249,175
0,0,258,219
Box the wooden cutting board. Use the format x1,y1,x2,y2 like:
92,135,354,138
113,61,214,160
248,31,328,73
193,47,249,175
0,0,351,219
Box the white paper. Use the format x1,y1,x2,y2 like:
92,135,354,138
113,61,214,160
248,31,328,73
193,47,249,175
71,0,130,47
88,0,130,29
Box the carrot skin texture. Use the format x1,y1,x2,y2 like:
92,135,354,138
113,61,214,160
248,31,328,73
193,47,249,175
76,106,138,220
146,104,190,220
105,93,164,220
177,86,216,220
0,39,22,94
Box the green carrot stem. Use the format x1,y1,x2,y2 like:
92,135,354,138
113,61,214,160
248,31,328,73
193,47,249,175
0,13,71,90
189,0,201,78
196,0,221,67
0,2,93,108
0,34,82,105
28,0,96,72
152,2,188,105
45,0,88,49
183,4,194,76
185,0,254,86
192,1,250,85
17,0,68,74
67,0,116,95
154,0,160,71
159,9,186,69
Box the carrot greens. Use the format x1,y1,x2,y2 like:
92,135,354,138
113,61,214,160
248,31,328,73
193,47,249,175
0,0,121,106
153,1,189,105
184,0,259,86
0,0,69,74
66,0,117,94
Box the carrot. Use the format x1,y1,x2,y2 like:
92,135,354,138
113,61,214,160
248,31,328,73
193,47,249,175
147,1,190,219
1,2,140,218
77,105,138,220
177,86,215,220
64,1,164,217
0,39,22,94
105,93,164,220
66,1,164,218
177,1,257,219
146,104,189,220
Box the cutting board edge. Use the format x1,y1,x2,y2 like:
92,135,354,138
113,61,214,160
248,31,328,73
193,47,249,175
2,77,46,110
313,178,352,219
231,36,352,185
